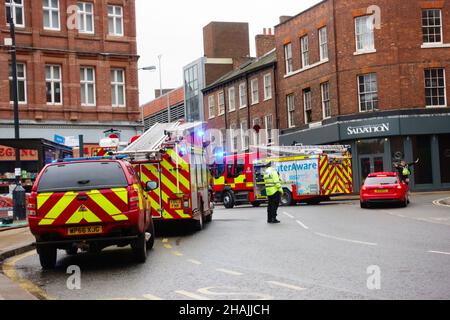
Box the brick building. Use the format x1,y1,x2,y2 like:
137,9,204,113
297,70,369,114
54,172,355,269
202,27,277,153
274,0,450,191
0,0,141,148
142,86,185,130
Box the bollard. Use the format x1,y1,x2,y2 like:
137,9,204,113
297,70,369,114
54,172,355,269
13,184,26,221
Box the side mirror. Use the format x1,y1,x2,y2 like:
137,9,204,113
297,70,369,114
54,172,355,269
145,181,158,192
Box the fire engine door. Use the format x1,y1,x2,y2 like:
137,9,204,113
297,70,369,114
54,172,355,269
140,163,162,218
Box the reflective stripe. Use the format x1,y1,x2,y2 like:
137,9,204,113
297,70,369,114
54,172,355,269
37,193,53,210
66,206,102,224
88,190,122,216
42,192,78,220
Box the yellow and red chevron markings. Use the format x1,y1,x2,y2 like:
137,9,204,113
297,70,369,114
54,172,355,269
37,188,129,226
138,149,191,220
319,156,353,195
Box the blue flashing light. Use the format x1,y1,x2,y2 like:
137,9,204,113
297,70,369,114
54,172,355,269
63,155,129,162
197,130,205,137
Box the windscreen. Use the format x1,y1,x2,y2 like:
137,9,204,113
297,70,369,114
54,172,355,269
364,176,398,186
37,162,128,193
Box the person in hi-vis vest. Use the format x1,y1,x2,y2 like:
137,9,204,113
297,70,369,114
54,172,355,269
264,164,284,224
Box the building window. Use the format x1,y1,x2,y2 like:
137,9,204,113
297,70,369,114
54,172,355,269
240,120,249,151
422,9,442,44
77,2,94,34
45,65,62,105
263,73,272,100
111,69,125,107
218,91,225,115
251,78,259,105
265,114,273,145
300,35,309,67
228,87,236,111
284,43,293,74
355,15,375,52
287,94,295,128
319,27,328,61
108,5,123,36
208,95,215,119
9,63,26,103
239,82,247,108
358,73,378,112
303,89,312,124
43,0,60,30
80,67,96,106
6,0,24,27
424,68,446,107
321,82,331,119
229,124,237,152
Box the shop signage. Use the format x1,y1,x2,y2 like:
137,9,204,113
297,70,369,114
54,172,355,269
0,146,38,161
347,123,390,136
54,135,65,145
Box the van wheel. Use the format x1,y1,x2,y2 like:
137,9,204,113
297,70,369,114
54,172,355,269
146,221,155,250
223,191,235,209
205,213,213,223
38,246,57,270
132,233,147,263
281,189,293,206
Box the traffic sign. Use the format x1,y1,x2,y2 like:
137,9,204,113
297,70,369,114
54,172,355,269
54,135,65,145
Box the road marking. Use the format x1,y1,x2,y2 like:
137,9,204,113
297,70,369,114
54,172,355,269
175,290,211,300
172,251,184,257
2,251,54,300
296,220,309,230
143,294,164,300
187,259,202,265
433,197,450,208
314,232,377,246
283,212,294,219
216,268,243,276
267,281,306,291
162,238,169,243
163,244,172,249
428,250,450,256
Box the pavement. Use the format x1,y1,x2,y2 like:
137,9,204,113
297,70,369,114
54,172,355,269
0,227,36,300
0,191,449,300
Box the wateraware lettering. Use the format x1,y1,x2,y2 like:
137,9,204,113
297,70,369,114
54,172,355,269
347,123,390,136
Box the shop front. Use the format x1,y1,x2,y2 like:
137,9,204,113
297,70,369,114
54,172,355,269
280,110,450,193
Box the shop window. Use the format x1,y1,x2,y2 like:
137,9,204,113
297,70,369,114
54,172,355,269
357,138,384,155
412,136,433,184
439,134,450,184
391,136,405,164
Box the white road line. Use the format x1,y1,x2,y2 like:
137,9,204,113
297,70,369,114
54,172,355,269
143,294,163,300
433,198,450,208
296,220,309,230
162,238,169,243
314,232,378,246
187,259,202,265
175,290,211,300
428,250,450,256
163,244,172,249
216,268,244,276
283,212,294,219
172,251,184,257
266,281,306,292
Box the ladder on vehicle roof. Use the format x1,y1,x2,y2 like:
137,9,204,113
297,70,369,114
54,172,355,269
252,145,351,156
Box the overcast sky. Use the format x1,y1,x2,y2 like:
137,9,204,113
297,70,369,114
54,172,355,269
135,0,321,105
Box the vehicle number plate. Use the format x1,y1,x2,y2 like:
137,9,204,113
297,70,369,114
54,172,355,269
375,189,389,193
170,199,182,209
68,226,103,236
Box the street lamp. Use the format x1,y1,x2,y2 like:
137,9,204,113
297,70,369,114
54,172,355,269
138,66,157,129
7,5,26,221
158,55,171,123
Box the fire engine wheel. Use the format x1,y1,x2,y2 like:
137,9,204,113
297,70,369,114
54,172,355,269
280,189,293,206
194,212,204,231
146,222,155,250
132,233,147,263
223,191,235,209
38,246,57,270
251,202,262,207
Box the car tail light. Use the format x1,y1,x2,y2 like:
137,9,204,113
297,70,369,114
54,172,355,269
27,194,37,216
128,187,140,210
397,184,403,190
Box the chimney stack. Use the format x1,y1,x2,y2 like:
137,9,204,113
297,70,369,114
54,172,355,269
255,28,276,58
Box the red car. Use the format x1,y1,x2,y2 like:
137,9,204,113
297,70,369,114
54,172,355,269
360,172,409,208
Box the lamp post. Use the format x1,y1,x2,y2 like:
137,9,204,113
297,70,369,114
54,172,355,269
7,6,26,221
158,55,171,123
138,66,157,130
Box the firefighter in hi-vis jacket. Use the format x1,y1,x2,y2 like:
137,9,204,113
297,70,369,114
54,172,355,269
264,164,283,224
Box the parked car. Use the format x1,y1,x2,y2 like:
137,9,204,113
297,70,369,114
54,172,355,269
360,172,409,208
28,157,158,269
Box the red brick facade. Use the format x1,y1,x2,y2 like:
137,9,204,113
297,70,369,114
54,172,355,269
275,0,450,131
0,0,139,124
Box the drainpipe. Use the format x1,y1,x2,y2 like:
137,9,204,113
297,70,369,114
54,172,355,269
332,0,342,117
